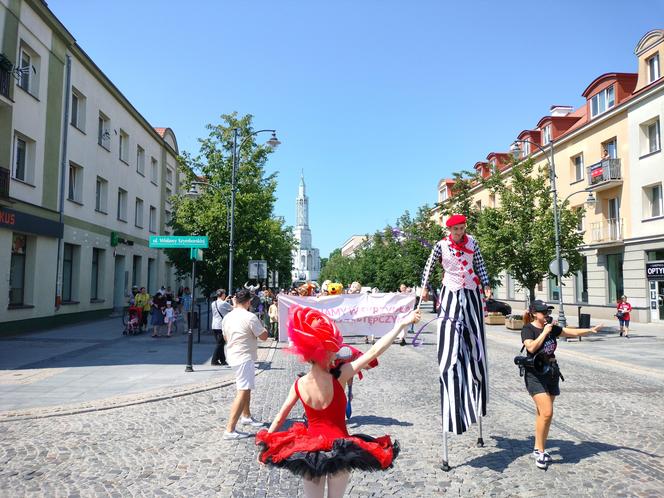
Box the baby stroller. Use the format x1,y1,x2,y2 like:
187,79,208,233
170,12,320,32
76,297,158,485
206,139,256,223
123,306,143,335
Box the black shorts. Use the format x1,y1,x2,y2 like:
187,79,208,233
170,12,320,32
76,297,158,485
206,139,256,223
524,369,560,396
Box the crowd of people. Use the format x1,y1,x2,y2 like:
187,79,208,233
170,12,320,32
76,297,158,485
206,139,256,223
126,285,193,337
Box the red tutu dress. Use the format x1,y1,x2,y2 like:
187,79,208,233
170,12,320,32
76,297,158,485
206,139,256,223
256,371,399,478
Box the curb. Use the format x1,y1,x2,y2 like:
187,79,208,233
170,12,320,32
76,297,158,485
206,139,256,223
0,340,279,423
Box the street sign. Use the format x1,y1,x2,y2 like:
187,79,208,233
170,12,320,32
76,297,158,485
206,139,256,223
248,260,268,280
149,235,209,249
548,258,569,276
190,248,204,261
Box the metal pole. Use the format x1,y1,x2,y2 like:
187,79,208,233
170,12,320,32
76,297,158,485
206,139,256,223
228,128,238,294
185,258,195,372
549,141,567,327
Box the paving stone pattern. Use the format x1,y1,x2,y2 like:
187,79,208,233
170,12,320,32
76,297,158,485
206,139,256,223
1,317,663,497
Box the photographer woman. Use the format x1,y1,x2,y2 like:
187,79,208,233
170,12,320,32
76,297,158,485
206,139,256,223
521,300,601,469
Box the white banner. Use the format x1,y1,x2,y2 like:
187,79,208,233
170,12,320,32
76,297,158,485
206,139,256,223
277,293,416,341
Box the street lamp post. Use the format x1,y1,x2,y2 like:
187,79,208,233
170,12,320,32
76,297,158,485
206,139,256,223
510,139,568,326
228,128,281,293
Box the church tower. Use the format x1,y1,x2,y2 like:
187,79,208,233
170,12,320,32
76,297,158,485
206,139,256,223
291,174,320,282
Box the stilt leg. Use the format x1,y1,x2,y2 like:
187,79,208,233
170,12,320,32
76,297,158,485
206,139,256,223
476,415,485,447
440,431,451,471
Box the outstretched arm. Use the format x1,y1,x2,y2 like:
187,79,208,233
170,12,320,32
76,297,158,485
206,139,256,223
267,383,298,433
561,324,602,338
420,242,442,300
338,310,421,384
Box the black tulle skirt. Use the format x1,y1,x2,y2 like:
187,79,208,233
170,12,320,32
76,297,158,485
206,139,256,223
256,424,400,478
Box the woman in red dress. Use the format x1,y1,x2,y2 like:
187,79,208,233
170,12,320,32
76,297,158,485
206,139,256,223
256,306,420,498
616,295,632,338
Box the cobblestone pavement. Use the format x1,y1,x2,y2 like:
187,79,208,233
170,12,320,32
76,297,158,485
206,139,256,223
1,316,663,497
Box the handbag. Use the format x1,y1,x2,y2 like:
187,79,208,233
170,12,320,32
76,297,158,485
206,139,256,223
615,311,624,319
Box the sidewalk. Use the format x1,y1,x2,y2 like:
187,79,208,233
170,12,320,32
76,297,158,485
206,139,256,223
0,310,277,420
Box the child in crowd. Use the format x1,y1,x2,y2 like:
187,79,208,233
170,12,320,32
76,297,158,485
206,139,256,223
164,301,174,337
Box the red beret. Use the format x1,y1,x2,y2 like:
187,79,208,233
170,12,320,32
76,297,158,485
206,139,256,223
446,214,467,227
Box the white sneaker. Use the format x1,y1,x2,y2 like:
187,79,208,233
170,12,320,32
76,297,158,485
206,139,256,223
240,416,265,428
222,430,251,440
533,449,552,462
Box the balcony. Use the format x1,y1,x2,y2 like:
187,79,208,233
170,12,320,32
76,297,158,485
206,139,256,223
586,158,622,192
0,167,9,199
590,218,623,246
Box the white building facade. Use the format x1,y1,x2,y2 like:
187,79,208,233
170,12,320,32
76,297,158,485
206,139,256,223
291,175,320,282
1,0,182,332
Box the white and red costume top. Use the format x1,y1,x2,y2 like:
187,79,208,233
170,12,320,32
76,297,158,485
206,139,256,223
420,234,490,292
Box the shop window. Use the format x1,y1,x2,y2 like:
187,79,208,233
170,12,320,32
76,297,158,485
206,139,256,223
9,234,27,306
607,253,624,304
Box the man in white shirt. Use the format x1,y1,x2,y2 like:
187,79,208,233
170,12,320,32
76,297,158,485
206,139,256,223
211,289,233,366
222,289,269,440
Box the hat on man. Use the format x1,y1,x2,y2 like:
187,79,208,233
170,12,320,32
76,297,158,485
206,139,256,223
529,300,554,313
446,214,467,227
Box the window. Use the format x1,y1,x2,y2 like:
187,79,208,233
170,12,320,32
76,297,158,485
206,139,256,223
119,130,129,163
575,256,589,303
70,88,86,130
602,138,617,159
117,188,127,221
647,249,664,261
548,276,560,302
136,146,145,175
541,125,552,145
150,157,159,184
590,85,615,118
440,189,448,202
648,53,661,83
574,207,585,232
62,243,75,302
17,47,38,95
132,255,142,287
67,162,83,203
135,197,144,227
147,258,156,292
648,120,660,154
95,177,108,213
165,186,172,202
149,205,157,233
9,234,27,306
606,253,624,303
14,136,27,181
572,154,584,182
164,210,171,233
644,183,663,219
91,248,102,301
98,112,110,150
166,167,173,185
522,141,530,156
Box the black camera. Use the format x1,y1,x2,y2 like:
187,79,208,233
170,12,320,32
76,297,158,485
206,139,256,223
514,353,550,375
545,316,553,324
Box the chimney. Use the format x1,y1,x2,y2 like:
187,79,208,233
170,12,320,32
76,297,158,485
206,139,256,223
550,105,573,117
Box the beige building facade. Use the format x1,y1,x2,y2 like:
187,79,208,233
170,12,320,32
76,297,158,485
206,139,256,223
435,29,664,323
1,0,183,332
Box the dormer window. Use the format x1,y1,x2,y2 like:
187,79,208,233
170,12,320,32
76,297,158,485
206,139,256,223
590,85,615,118
441,189,448,202
648,54,661,83
522,141,530,156
541,125,552,145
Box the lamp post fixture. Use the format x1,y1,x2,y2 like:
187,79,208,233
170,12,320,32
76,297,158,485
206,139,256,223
228,129,281,293
510,138,570,326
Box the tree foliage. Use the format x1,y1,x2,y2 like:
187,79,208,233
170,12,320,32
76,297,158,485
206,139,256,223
319,206,445,291
167,113,294,295
479,158,584,302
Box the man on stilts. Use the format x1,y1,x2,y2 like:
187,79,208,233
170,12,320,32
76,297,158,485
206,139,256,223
420,214,492,471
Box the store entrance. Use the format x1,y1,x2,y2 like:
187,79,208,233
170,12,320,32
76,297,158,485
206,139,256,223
658,281,664,321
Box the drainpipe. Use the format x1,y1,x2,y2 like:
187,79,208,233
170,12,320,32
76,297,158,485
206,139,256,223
54,54,71,310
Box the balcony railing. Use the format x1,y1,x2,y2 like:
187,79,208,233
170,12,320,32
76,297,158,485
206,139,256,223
0,67,9,99
586,158,621,187
590,218,623,243
0,167,9,198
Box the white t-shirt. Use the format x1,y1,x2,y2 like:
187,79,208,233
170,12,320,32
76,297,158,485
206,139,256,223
211,299,233,330
222,308,265,366
164,307,174,323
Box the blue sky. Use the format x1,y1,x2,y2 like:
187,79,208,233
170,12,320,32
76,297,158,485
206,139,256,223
49,0,660,257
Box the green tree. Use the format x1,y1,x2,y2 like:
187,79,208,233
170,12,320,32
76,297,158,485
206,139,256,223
168,113,294,295
481,158,584,303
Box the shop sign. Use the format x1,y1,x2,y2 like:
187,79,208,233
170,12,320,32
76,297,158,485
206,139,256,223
646,262,664,280
0,207,63,238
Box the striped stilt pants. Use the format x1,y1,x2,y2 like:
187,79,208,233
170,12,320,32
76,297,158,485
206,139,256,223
437,286,488,435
